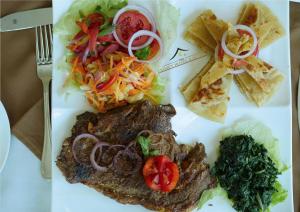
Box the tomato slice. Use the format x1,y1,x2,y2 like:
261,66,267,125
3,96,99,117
116,10,152,46
237,29,252,37
232,59,248,68
146,35,160,60
143,155,179,193
218,45,225,61
252,44,259,57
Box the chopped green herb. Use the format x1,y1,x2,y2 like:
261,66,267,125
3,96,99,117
137,136,159,157
212,135,281,212
134,46,151,60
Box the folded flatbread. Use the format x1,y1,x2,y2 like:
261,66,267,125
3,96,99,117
237,2,284,48
201,11,230,43
243,56,284,93
235,65,283,107
181,58,233,123
184,10,230,53
184,31,213,54
186,10,217,50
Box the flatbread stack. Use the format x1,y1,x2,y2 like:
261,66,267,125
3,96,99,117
238,2,285,48
181,58,233,123
184,10,229,54
182,2,285,122
235,56,284,106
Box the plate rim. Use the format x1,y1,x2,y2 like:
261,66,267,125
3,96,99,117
0,101,11,173
51,0,294,211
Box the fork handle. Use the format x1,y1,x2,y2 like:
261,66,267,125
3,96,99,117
41,80,52,179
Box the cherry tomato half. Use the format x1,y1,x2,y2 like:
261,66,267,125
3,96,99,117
143,155,179,193
116,10,152,46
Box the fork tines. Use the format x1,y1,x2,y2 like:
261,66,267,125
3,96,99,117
35,24,53,65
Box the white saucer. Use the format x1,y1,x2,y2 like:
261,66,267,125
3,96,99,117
0,101,11,173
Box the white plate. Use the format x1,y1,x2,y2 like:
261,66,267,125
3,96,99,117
0,101,11,173
52,0,293,211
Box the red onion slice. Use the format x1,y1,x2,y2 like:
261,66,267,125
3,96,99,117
128,30,163,63
221,25,258,60
112,5,157,50
90,142,110,172
72,133,99,163
227,69,245,75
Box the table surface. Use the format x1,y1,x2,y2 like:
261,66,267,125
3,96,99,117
0,135,51,212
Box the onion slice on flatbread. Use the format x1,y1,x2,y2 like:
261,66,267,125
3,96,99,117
237,2,284,48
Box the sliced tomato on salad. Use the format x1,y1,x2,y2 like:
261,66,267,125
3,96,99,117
116,10,152,46
143,155,179,193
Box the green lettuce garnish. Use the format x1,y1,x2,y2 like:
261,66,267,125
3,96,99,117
55,0,128,42
198,184,231,209
147,75,167,104
271,181,288,206
134,46,151,60
138,136,159,157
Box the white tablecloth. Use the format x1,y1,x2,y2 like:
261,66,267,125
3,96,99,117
0,135,51,212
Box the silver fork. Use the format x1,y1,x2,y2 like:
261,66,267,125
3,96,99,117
35,24,52,179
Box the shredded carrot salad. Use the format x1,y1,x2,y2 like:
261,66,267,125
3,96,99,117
63,10,162,112
68,51,157,112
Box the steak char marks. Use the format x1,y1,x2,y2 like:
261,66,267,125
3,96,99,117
57,101,215,212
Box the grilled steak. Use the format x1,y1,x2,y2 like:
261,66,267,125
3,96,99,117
71,100,176,145
56,102,215,211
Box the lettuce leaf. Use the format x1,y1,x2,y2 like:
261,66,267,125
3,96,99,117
54,0,127,43
270,181,288,206
146,75,167,104
197,184,231,209
154,0,180,57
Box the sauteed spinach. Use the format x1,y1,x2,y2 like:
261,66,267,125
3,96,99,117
212,135,280,212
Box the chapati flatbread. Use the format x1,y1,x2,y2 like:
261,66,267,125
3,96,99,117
181,58,215,101
201,11,230,43
184,31,214,54
181,58,232,123
238,2,284,48
186,10,217,49
244,56,284,93
200,61,229,88
235,70,283,106
189,73,232,123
